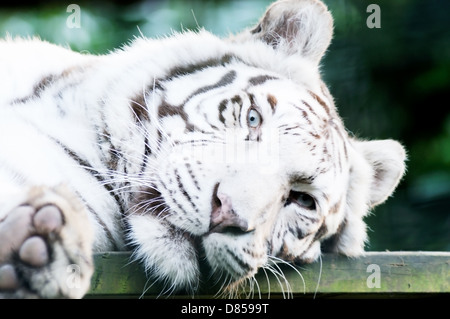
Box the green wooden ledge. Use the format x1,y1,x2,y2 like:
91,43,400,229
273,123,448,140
86,251,450,298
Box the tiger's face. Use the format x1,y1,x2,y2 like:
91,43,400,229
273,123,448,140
128,0,406,293
149,64,349,275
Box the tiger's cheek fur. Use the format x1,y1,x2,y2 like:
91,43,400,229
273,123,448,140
127,215,200,291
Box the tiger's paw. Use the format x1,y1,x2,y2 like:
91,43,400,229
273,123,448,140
0,186,94,299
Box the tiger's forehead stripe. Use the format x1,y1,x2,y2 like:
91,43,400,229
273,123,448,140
165,53,237,79
154,67,282,131
248,75,279,86
183,70,237,106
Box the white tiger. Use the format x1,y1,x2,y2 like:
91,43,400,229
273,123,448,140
0,0,406,298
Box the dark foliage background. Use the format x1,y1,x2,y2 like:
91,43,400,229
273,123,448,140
1,0,448,251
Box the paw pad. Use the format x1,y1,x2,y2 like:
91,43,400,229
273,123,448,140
0,265,19,290
19,236,49,267
33,205,63,235
0,187,94,298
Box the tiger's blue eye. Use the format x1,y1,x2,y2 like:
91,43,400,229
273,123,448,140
247,108,262,128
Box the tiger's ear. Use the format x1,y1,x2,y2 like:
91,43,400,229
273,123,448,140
249,0,333,64
330,139,406,256
355,139,407,207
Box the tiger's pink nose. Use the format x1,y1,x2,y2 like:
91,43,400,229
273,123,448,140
209,192,250,234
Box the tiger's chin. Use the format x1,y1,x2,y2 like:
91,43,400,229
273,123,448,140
202,232,267,284
127,214,266,295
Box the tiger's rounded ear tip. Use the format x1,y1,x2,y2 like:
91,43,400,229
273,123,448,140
245,0,334,63
377,138,407,155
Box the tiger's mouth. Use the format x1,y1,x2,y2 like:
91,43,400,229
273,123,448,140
168,220,263,290
179,217,264,285
132,185,267,290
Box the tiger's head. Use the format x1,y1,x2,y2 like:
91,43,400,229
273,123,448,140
127,0,406,294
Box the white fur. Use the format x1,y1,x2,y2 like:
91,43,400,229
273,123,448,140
0,0,406,297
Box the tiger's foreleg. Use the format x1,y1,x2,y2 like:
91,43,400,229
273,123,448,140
0,185,94,298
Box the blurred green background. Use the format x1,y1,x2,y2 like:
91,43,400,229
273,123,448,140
0,0,448,251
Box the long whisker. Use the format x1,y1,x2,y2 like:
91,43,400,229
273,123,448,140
313,254,322,299
252,275,262,299
140,275,158,299
261,267,271,299
268,260,293,298
263,263,286,299
268,255,306,295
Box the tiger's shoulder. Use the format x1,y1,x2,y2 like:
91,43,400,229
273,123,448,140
0,37,95,107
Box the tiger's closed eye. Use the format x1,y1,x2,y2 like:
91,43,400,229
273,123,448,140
286,190,316,210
